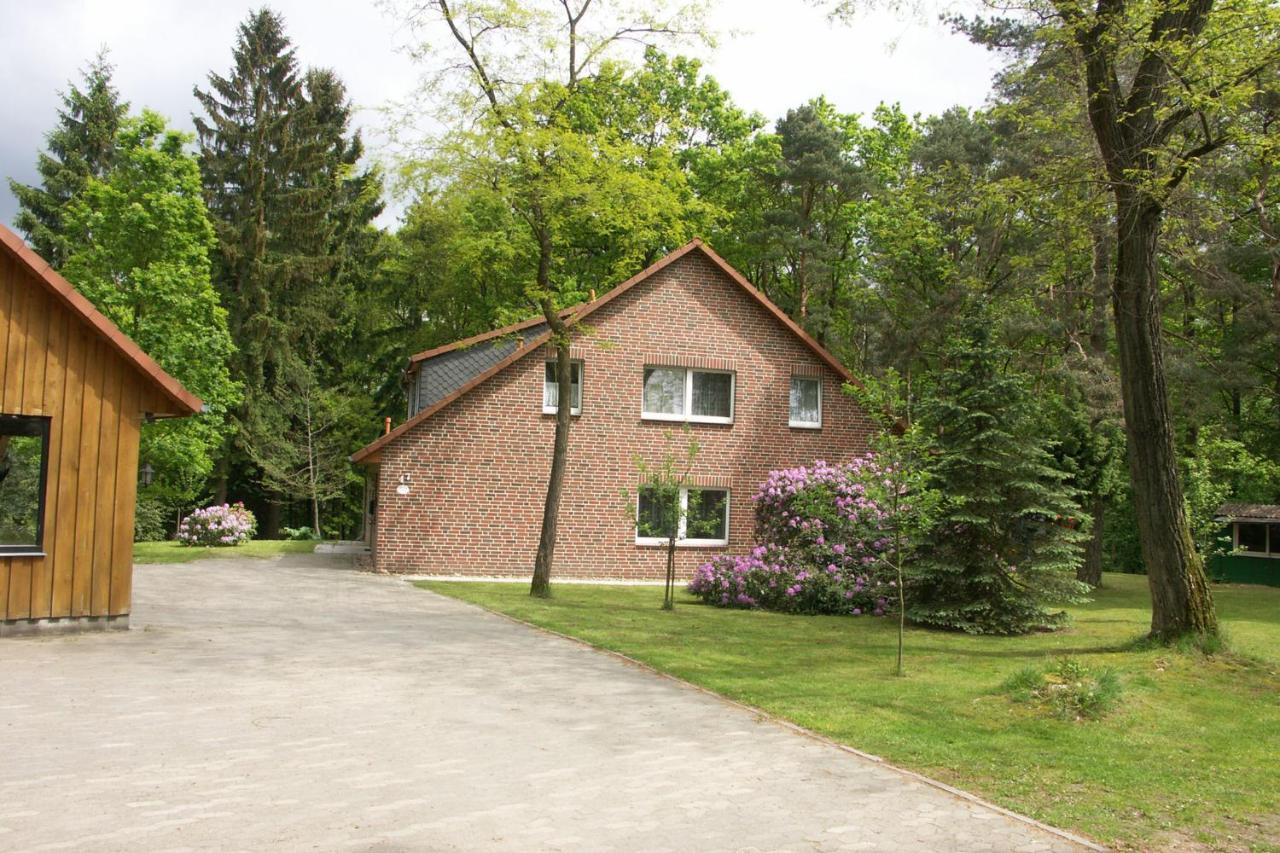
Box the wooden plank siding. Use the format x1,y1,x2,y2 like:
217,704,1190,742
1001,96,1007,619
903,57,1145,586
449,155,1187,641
0,249,148,622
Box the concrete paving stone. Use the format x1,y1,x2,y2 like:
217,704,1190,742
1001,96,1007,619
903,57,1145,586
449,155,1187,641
0,554,1097,852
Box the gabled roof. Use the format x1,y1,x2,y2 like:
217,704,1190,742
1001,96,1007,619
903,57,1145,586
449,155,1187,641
0,223,203,417
1218,503,1280,522
352,239,855,464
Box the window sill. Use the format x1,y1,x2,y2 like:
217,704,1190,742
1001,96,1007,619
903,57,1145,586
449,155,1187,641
635,538,728,549
789,421,822,430
541,408,582,417
0,551,46,559
640,414,734,426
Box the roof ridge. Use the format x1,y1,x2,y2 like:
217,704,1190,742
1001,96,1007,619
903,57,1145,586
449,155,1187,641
0,223,202,417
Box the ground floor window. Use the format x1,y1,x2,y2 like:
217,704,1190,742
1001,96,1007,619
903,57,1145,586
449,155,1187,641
0,415,51,554
635,487,729,546
1235,522,1280,557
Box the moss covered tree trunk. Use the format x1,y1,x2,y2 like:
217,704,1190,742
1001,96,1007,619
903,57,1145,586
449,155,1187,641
1111,194,1217,637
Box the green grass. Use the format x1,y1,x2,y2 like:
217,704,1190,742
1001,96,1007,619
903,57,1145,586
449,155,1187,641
132,539,322,564
419,573,1280,851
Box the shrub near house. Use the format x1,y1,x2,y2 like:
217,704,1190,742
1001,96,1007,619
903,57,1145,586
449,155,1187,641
689,458,896,616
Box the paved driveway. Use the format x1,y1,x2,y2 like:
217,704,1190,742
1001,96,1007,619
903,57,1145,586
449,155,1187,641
0,555,1091,852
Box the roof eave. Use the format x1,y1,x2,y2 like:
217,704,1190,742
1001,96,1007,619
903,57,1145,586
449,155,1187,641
0,224,203,417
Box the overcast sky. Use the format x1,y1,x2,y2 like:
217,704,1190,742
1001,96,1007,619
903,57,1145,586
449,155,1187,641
0,0,1002,231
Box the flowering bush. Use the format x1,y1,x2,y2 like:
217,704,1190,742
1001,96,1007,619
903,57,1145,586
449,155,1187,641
688,457,896,616
177,502,256,547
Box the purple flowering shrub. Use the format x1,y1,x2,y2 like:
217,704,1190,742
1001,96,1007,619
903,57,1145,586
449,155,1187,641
688,458,895,616
177,502,257,547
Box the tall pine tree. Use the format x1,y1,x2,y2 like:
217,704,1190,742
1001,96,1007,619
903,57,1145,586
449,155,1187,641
195,7,380,534
912,305,1090,634
9,50,128,267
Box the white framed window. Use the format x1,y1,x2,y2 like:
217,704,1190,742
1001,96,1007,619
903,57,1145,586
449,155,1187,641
636,487,730,546
543,361,582,415
642,366,734,424
789,375,822,428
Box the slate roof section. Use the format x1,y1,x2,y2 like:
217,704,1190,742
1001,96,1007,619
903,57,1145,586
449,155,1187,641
411,322,548,416
1217,503,1280,521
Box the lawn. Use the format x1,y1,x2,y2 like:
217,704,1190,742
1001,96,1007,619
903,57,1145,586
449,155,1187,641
420,574,1280,851
133,539,322,564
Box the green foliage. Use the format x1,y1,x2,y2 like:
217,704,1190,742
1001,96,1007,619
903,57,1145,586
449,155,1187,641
1002,658,1123,722
195,8,383,533
0,434,43,546
245,364,363,535
848,369,944,673
1182,428,1280,558
282,525,320,541
132,494,170,543
9,50,128,267
911,306,1091,634
61,110,239,511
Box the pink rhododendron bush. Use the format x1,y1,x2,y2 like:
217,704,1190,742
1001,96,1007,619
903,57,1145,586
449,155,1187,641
688,457,896,616
177,502,257,547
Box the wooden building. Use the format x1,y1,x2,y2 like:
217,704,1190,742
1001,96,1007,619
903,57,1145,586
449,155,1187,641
1212,503,1280,587
0,224,201,635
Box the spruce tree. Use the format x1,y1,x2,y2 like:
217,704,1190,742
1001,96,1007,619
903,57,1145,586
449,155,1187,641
195,8,380,531
911,306,1090,634
194,8,322,401
9,50,128,267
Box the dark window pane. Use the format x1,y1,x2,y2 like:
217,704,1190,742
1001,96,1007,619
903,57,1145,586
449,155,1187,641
686,489,727,541
691,371,732,418
637,488,678,539
1238,522,1267,553
0,418,49,550
643,367,685,415
1271,525,1280,556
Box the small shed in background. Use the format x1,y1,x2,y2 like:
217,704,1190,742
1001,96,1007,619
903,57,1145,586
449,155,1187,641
1212,502,1280,587
0,224,201,636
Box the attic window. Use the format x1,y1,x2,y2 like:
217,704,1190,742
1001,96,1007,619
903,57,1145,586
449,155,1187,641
0,415,51,556
789,376,822,428
543,361,582,415
642,367,734,424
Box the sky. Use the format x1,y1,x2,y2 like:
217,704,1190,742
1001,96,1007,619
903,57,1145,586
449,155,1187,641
0,0,1003,231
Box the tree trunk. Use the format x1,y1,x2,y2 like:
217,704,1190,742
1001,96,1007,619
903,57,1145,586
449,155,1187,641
1111,195,1217,638
1078,223,1110,589
1078,493,1105,587
262,498,282,540
530,228,571,598
664,537,676,610
211,437,230,505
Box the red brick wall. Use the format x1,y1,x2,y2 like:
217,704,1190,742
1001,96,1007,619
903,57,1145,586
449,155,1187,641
373,251,876,580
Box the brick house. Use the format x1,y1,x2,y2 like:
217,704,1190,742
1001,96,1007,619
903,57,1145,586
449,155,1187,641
352,240,876,580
